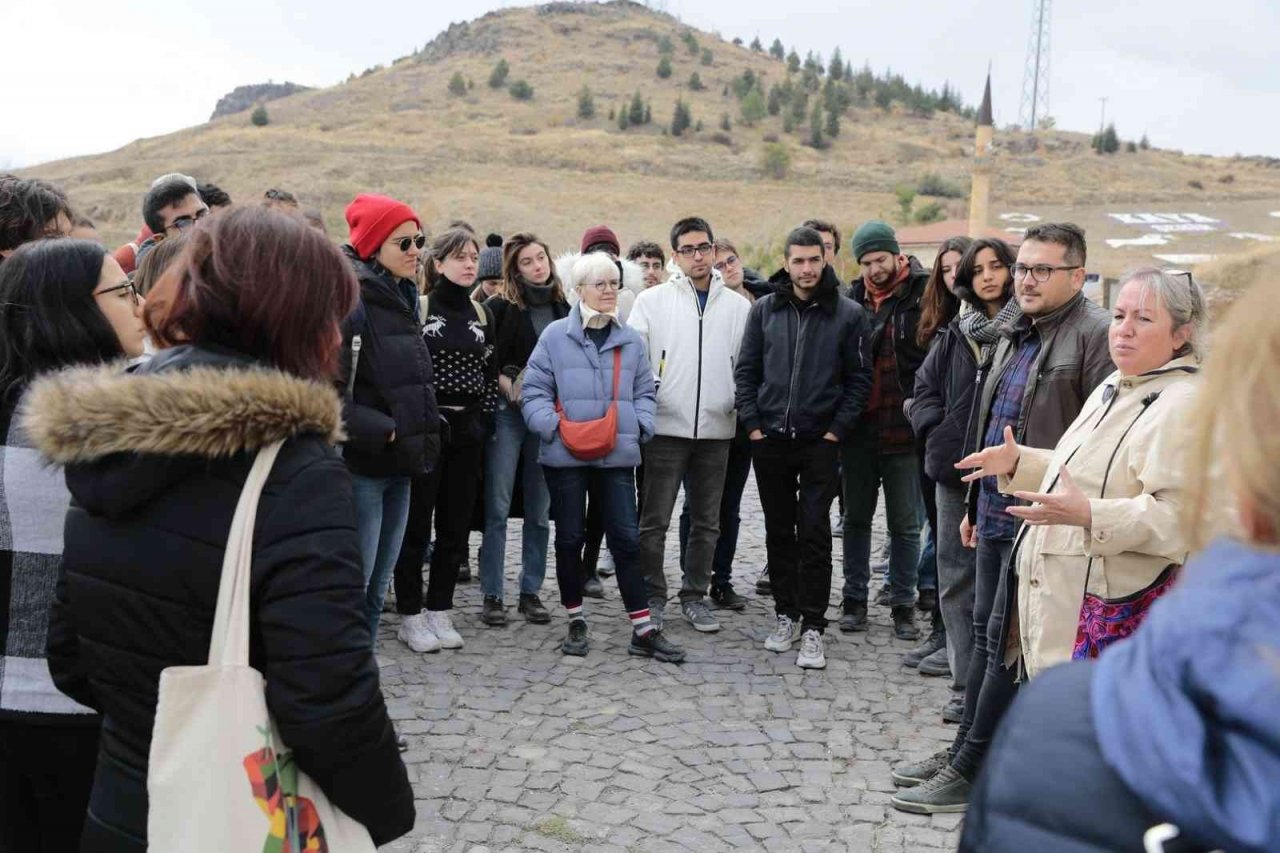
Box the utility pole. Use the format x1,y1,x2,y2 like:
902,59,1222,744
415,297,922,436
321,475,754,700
1019,0,1052,131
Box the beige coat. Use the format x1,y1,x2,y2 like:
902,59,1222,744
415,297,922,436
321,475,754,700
998,354,1200,677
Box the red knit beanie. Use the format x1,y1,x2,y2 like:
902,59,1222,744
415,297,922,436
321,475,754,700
580,224,620,256
345,194,421,260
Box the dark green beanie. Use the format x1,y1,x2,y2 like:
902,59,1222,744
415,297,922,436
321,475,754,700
852,220,900,261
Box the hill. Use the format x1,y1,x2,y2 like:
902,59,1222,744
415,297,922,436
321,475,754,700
24,1,1280,277
210,82,313,120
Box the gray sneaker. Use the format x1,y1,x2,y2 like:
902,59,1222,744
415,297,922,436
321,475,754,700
891,765,971,814
648,599,665,631
892,749,950,788
682,599,721,632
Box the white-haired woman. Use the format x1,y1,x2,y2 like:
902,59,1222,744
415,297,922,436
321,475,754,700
520,252,684,663
959,276,1276,852
896,267,1207,811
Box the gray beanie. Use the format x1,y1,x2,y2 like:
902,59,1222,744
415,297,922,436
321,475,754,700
478,233,503,280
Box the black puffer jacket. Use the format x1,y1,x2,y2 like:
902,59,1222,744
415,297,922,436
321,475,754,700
742,267,771,301
908,320,981,484
486,288,570,381
735,265,873,441
339,245,440,477
848,256,930,397
28,345,414,850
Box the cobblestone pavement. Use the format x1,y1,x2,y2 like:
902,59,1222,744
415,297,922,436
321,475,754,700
379,472,961,853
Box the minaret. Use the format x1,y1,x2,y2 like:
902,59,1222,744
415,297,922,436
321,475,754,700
968,71,994,238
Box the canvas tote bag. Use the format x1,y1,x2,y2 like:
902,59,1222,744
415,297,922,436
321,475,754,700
147,440,376,852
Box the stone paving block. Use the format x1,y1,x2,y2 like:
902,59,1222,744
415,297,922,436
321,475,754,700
379,484,960,851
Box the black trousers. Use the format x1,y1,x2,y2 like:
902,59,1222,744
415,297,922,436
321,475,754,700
544,466,649,615
0,719,99,853
393,425,484,614
751,436,840,632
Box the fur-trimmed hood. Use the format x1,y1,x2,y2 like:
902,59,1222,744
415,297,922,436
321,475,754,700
23,346,344,465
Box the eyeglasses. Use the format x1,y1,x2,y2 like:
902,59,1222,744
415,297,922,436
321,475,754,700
94,281,140,307
1011,263,1081,283
583,279,622,291
387,233,427,253
168,207,210,232
713,255,739,272
675,243,714,259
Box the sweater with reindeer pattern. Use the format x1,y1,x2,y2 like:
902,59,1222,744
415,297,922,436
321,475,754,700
422,279,499,413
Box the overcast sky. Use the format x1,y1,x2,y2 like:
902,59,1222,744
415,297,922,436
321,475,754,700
5,0,1278,169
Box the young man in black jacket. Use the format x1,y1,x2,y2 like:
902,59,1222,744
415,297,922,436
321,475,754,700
734,227,873,669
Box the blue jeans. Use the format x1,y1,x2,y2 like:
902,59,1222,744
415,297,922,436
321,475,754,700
917,523,938,590
479,403,550,600
840,427,925,607
678,431,753,589
351,473,412,643
543,465,649,615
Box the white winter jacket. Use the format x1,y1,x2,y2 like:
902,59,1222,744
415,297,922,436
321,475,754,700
627,270,751,440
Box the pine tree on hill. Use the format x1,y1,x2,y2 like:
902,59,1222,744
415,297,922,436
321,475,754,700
629,91,645,126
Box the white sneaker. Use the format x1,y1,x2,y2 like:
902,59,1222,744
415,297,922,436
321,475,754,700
598,550,616,577
397,611,441,653
764,614,797,652
796,629,826,669
425,610,463,649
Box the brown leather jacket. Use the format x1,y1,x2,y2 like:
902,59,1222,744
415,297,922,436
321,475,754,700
966,292,1115,519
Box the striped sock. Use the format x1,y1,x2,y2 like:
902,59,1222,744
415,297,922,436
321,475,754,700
566,603,585,622
628,608,654,636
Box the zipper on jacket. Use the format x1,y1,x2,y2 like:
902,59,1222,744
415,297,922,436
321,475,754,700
688,279,706,439
695,307,704,439
783,302,808,437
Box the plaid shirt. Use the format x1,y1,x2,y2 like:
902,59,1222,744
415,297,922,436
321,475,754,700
861,317,915,453
977,331,1042,540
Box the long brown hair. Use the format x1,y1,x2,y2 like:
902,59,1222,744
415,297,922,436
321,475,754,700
499,232,565,309
917,236,972,347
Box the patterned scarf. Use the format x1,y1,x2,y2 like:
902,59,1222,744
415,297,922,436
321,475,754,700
862,254,911,313
958,297,1021,346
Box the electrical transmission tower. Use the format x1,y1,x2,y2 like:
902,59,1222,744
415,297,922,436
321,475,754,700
1019,0,1052,131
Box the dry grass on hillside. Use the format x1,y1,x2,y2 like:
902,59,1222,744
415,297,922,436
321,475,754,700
23,1,1280,258
1195,244,1280,317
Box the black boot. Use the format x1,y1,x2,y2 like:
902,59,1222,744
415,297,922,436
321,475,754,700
902,623,945,667
755,565,772,597
892,605,920,641
581,541,604,599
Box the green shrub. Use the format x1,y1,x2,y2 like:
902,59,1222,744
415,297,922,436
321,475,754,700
488,59,510,89
250,105,269,126
509,79,534,101
762,143,791,179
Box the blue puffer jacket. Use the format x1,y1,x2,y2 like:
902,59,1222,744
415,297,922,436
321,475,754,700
1093,537,1280,853
520,306,655,468
963,537,1280,853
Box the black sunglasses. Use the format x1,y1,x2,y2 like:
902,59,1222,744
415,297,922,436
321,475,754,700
387,233,427,253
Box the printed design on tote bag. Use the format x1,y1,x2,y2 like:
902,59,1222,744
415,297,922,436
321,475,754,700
244,726,330,852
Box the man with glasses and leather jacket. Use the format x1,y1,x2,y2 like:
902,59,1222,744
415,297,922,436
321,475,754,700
891,220,1114,813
